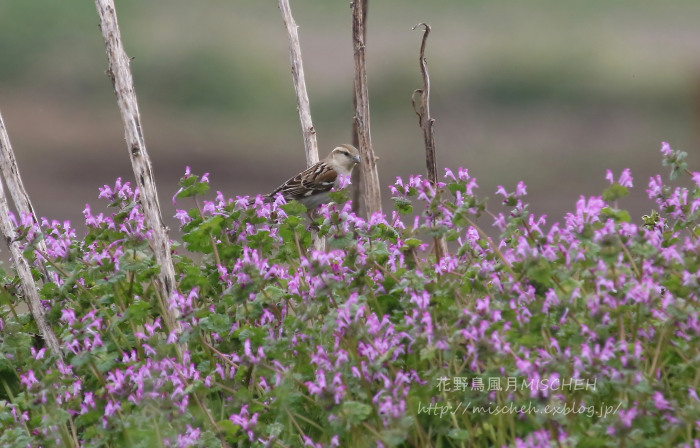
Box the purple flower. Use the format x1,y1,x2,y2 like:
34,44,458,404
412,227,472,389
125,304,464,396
20,370,38,388
660,141,672,156
618,407,637,427
60,309,77,325
336,173,352,189
230,405,259,442
104,399,121,417
457,167,471,181
176,425,201,448
652,391,672,411
619,168,633,187
30,347,46,360
174,209,191,225
605,169,614,184
692,171,700,188
409,290,430,310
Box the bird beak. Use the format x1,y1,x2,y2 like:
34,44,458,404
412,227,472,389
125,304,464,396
352,155,361,164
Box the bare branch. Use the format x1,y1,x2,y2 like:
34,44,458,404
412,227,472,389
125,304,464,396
351,0,368,215
0,113,50,281
0,109,60,357
0,174,61,358
352,0,382,217
94,0,181,334
278,0,319,168
412,23,447,260
412,23,439,184
278,0,325,251
0,195,61,358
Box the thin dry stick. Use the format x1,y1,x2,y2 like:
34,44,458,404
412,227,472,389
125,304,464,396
0,111,49,280
351,0,382,217
0,178,61,357
278,0,325,251
412,23,447,260
278,0,320,168
94,0,181,335
350,0,368,215
0,109,60,357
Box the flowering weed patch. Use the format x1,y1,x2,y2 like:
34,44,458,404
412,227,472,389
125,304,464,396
1,143,699,447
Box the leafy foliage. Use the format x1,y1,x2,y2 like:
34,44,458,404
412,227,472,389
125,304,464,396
1,144,699,447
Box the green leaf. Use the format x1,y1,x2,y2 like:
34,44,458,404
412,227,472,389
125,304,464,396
448,182,466,195
176,175,210,198
263,285,285,302
341,401,372,425
328,189,349,204
404,238,423,249
601,206,631,223
217,419,240,442
3,332,31,352
127,300,152,320
642,210,660,228
368,241,389,258
39,281,59,301
578,437,611,448
448,429,471,440
281,201,307,216
284,215,303,229
602,183,629,202
392,197,413,214
235,325,266,345
202,314,231,334
199,215,224,235
328,232,354,249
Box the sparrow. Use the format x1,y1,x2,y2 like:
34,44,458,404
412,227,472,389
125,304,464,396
254,144,361,210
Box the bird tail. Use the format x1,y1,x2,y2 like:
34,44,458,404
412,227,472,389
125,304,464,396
247,195,264,208
242,193,286,211
246,194,275,209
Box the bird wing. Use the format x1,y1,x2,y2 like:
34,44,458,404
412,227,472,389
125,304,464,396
270,161,338,201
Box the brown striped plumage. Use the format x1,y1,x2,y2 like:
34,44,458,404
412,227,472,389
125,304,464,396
256,144,361,210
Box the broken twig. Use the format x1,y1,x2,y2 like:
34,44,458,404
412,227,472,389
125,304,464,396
412,23,447,260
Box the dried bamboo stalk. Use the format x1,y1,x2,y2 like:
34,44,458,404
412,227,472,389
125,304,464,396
412,23,447,260
278,0,320,168
350,0,369,215
0,112,50,280
94,0,180,334
278,0,325,251
351,0,382,216
0,172,61,357
0,109,60,357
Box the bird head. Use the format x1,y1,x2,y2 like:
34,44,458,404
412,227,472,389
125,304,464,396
328,144,361,174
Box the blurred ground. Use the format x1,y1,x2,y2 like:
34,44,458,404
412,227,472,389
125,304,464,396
0,0,699,244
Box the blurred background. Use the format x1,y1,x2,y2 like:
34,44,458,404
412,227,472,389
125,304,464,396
0,0,699,237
